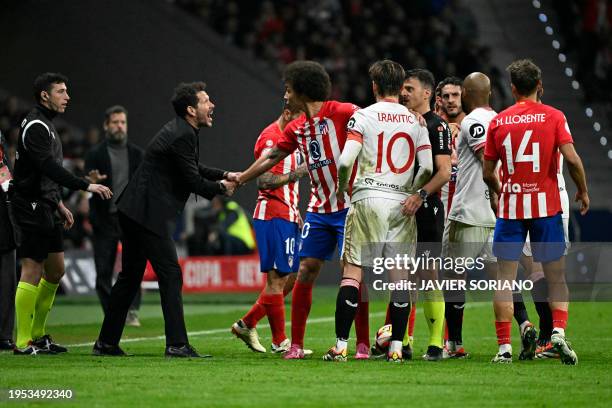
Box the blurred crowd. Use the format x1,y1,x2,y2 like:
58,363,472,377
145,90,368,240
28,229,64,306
173,0,511,111
551,0,611,108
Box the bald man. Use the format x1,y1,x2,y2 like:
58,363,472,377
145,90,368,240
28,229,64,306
441,73,499,359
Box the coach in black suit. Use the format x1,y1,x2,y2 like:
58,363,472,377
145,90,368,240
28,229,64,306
94,82,239,358
85,106,144,323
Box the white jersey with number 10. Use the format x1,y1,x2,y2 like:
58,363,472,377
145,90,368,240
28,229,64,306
346,101,431,202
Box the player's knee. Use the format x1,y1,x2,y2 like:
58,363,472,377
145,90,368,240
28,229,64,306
297,259,321,283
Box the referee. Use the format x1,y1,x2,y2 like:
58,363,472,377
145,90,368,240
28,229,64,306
11,73,112,355
401,69,452,361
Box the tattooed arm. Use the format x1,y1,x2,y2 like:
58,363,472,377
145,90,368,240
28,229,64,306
257,163,308,190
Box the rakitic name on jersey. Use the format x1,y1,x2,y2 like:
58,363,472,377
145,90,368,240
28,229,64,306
377,112,415,124
495,113,546,126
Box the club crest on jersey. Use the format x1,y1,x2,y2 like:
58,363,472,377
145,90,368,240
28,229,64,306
318,120,329,135
309,140,322,161
288,256,294,268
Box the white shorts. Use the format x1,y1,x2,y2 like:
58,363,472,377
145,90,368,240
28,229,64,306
522,216,570,257
342,197,417,267
442,219,496,262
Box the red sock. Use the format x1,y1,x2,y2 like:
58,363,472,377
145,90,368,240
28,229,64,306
290,281,313,348
495,321,512,345
552,309,568,330
242,293,266,328
384,303,391,325
355,284,370,347
408,305,416,337
261,293,286,345
444,321,448,342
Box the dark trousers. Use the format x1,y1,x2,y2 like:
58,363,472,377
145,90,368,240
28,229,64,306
92,214,141,315
0,250,16,340
98,212,188,346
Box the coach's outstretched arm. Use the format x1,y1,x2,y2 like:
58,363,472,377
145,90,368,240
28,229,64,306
238,146,291,185
559,143,589,215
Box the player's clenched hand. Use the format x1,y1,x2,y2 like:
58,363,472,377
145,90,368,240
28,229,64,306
86,169,108,184
88,184,113,200
225,172,242,182
336,188,345,205
575,191,589,215
448,122,460,138
401,194,423,216
221,180,237,197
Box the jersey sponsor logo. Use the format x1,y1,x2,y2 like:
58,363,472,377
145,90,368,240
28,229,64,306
469,123,486,139
502,181,522,193
309,139,322,161
363,177,407,192
309,159,332,170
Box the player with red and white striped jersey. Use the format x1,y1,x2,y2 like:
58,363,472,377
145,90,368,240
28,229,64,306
323,60,432,363
231,105,308,354
237,61,371,360
483,59,589,365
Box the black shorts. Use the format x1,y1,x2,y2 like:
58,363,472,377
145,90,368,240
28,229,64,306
11,196,64,262
415,195,445,257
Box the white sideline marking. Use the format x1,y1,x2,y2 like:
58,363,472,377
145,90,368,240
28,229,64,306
68,303,488,348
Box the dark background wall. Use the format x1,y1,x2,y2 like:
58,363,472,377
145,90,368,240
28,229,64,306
0,0,288,210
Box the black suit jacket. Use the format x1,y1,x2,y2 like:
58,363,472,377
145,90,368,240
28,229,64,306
116,117,226,237
84,140,144,229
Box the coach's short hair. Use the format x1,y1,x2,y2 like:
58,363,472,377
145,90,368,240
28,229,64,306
369,60,405,97
507,59,542,96
171,82,207,117
406,68,436,94
283,61,331,101
437,76,463,93
33,72,68,103
104,105,128,122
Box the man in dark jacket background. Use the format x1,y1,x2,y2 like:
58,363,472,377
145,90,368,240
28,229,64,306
85,105,144,326
94,81,239,358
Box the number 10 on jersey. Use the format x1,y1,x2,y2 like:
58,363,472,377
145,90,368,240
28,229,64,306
375,131,415,174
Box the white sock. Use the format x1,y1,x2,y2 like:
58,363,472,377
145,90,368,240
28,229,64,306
389,340,402,354
519,320,531,336
499,343,512,355
552,327,565,337
336,338,348,351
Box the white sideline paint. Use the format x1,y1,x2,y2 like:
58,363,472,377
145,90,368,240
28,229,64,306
68,303,489,348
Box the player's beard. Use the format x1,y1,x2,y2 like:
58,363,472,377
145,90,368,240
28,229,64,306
107,130,126,145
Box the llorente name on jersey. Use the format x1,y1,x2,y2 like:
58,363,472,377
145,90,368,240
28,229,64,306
495,113,546,126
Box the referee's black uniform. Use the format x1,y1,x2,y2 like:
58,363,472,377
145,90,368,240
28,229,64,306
10,104,89,261
415,111,452,255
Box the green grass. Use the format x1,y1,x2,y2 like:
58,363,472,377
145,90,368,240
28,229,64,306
1,288,611,407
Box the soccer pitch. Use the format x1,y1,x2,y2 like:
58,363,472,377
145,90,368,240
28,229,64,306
2,288,611,407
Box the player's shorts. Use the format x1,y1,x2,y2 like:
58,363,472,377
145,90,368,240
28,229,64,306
299,208,348,260
523,216,570,257
342,197,417,267
11,196,64,262
416,195,445,257
493,213,565,263
442,219,496,262
253,218,300,275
